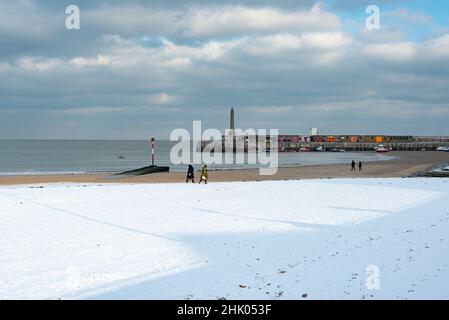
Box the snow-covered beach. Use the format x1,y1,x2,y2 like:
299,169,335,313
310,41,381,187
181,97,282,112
1,178,448,300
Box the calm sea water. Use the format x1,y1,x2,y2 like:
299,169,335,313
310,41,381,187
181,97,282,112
0,140,393,175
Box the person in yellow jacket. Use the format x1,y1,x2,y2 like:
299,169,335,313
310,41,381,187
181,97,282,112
199,165,208,184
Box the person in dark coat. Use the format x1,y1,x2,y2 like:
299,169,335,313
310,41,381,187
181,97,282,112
351,160,356,172
186,164,195,183
358,161,363,171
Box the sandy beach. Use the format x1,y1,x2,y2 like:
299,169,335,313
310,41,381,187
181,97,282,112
0,151,448,186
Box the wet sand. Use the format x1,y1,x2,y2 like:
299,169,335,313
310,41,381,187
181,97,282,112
0,151,448,186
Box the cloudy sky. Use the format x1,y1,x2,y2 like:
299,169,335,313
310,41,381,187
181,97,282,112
1,0,449,139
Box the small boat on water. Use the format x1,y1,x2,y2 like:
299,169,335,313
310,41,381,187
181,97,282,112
375,145,390,153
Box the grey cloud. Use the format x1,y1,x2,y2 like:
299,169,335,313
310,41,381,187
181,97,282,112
0,0,448,138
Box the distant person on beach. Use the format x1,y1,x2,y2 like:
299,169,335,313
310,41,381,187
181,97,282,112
186,164,195,183
351,160,356,172
359,161,363,171
199,165,208,184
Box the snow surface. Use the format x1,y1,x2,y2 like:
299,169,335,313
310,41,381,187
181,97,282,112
0,178,448,300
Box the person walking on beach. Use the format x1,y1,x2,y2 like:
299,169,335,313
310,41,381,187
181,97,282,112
358,161,363,171
351,160,356,172
186,164,195,183
199,165,208,184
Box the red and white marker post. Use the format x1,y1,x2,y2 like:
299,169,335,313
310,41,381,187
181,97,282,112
150,137,155,166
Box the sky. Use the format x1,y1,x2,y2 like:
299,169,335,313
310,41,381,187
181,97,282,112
0,0,449,139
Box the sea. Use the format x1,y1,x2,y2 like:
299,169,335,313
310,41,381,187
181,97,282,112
0,140,394,175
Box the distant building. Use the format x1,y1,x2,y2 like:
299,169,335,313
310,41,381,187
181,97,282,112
310,135,414,143
202,109,449,152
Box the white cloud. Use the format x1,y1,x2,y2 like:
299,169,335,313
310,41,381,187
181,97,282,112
70,55,110,67
363,42,417,61
181,5,341,37
427,34,449,57
243,32,352,64
79,4,342,39
250,34,302,52
254,32,351,51
17,57,61,71
158,38,243,62
299,32,353,50
151,93,176,105
164,57,193,69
